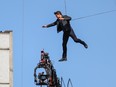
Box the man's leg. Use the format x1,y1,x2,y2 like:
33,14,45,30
70,29,88,48
59,32,70,61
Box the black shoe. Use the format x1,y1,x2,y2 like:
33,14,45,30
34,79,37,82
58,58,67,62
84,44,88,49
80,40,88,49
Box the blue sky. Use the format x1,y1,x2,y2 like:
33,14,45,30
0,0,116,87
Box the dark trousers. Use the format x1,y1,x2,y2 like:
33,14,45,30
62,29,87,58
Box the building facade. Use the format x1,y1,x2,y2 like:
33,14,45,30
0,31,13,87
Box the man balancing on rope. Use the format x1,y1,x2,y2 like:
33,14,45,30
42,11,88,62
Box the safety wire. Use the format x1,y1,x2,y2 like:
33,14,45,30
72,9,116,21
64,0,67,15
21,0,24,86
63,0,116,20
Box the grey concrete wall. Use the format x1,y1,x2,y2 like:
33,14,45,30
0,31,13,87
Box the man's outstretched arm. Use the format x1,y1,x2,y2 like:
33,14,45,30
42,21,57,28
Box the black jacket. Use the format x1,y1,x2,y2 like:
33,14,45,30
46,15,72,33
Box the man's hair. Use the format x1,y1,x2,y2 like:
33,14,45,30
54,11,62,15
